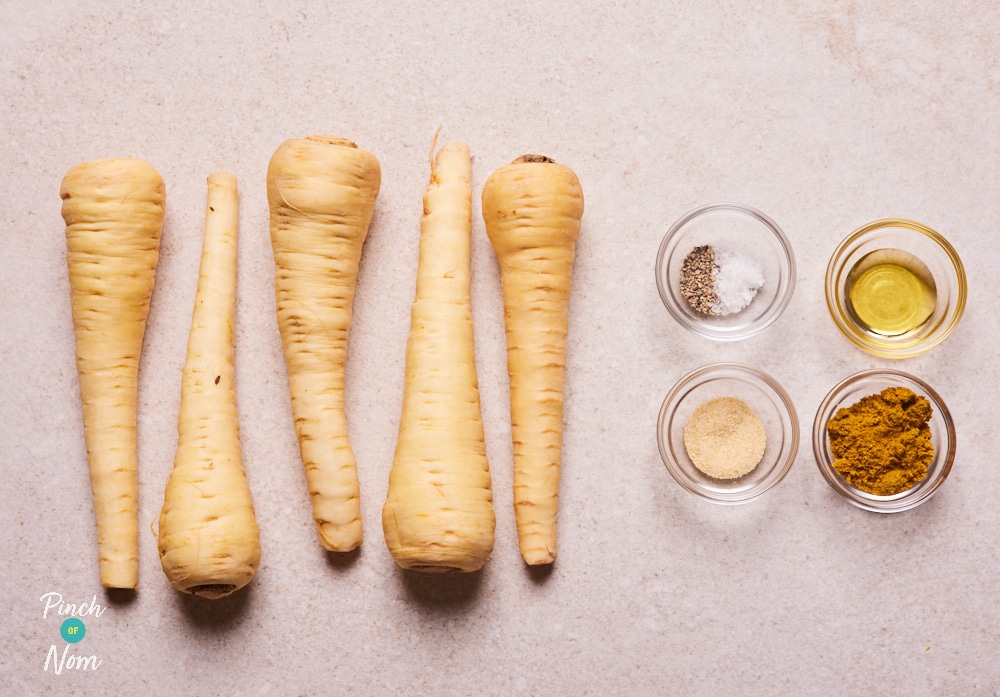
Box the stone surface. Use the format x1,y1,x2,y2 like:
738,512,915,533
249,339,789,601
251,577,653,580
2,1,998,694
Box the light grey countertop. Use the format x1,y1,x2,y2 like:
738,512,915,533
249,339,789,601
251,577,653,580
3,1,998,694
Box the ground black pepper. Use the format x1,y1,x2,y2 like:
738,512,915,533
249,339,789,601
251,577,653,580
680,245,717,315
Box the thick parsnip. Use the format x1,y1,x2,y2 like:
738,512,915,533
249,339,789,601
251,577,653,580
382,140,495,573
157,173,260,599
61,158,164,589
267,136,381,552
482,155,584,566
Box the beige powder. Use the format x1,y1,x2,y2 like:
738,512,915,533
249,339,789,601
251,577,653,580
683,397,766,479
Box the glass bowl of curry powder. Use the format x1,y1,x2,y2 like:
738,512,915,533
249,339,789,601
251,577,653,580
812,369,956,512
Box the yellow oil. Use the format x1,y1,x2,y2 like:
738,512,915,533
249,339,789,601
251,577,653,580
846,249,936,336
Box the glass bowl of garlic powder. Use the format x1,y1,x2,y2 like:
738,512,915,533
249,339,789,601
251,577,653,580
658,363,800,504
656,203,796,340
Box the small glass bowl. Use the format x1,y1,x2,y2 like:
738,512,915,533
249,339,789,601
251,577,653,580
825,218,967,358
657,363,799,504
655,203,796,341
812,369,956,513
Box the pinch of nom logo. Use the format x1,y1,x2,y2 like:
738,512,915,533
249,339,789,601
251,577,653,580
41,592,105,675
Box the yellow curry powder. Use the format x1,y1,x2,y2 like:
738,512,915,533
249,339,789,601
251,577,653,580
826,386,934,496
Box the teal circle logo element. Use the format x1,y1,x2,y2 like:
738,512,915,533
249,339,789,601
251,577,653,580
60,618,86,643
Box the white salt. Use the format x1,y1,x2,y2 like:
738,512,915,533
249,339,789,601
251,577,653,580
711,250,764,316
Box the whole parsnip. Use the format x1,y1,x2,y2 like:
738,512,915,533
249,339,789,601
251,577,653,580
382,139,495,573
62,158,165,589
482,155,584,566
268,136,381,552
158,172,260,599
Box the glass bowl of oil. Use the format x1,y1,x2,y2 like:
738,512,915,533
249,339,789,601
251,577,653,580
825,219,967,358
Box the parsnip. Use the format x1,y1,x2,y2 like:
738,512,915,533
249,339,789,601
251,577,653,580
267,136,381,552
382,139,495,573
157,172,260,599
482,155,584,566
61,158,164,589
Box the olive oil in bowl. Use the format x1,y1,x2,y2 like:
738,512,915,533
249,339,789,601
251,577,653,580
825,218,965,358
845,249,936,336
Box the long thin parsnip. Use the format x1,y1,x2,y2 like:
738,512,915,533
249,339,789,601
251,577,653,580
267,136,381,552
61,158,164,589
482,155,584,566
157,173,260,599
382,140,495,573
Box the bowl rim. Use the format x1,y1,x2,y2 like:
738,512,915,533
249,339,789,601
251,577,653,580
655,202,797,341
824,218,967,358
811,368,957,513
657,362,800,504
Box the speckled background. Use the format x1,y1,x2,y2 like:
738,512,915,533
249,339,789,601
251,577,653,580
2,1,999,695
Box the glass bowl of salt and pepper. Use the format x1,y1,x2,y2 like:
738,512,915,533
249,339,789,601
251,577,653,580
655,202,796,340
